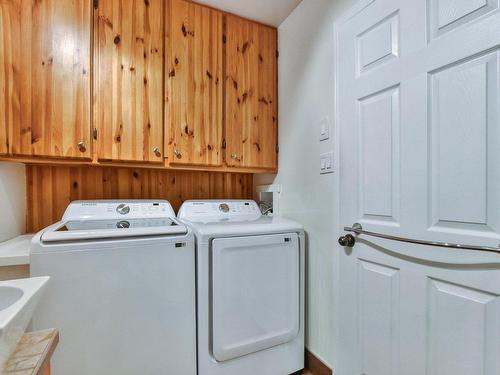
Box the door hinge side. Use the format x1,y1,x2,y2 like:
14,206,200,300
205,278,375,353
276,144,279,153
92,128,98,140
93,0,98,10
222,139,227,149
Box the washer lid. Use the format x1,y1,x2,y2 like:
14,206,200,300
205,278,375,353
41,218,188,242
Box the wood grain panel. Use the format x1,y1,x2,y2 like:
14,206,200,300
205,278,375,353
225,15,277,169
96,0,164,163
0,0,92,158
166,0,223,167
26,164,253,232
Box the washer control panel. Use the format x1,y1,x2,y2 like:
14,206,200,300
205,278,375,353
62,200,177,221
178,200,261,221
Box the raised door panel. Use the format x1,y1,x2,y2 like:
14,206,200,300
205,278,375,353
165,0,223,167
0,0,92,159
96,0,163,163
225,15,277,169
427,278,500,375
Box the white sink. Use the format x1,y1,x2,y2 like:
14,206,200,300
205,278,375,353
0,277,50,368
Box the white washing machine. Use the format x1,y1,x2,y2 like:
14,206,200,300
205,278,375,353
31,200,196,375
178,200,305,375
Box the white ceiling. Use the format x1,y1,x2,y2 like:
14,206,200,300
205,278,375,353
195,0,303,27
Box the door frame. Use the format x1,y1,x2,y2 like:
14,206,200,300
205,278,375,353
332,0,381,370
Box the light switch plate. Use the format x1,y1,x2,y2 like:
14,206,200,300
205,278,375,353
320,152,334,174
319,117,330,141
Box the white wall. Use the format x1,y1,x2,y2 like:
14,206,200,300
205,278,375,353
0,162,26,242
254,0,356,367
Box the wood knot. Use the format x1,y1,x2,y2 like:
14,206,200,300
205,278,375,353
133,171,139,178
114,35,121,45
169,69,175,77
206,71,213,79
241,41,250,54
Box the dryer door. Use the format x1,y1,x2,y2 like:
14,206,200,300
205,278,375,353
211,232,300,362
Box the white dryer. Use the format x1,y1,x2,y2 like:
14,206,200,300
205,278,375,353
31,200,196,375
178,200,305,375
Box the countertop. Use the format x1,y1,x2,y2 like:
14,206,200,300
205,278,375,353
2,329,59,375
0,235,33,267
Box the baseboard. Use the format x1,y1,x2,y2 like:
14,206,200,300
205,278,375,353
305,349,332,375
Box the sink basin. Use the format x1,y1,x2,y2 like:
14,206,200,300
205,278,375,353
0,277,50,369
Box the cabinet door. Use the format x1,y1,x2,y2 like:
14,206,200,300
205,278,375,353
225,16,277,169
165,0,223,167
0,0,92,159
96,0,164,163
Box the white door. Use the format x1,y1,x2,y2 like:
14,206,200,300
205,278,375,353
336,1,500,374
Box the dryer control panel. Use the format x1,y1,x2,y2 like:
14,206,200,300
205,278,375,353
62,200,177,221
178,200,261,221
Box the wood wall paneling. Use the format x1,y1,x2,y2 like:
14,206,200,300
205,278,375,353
166,0,223,167
225,15,277,169
26,165,253,232
0,0,92,159
96,0,164,163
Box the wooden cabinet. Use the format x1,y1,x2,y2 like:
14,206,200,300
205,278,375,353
0,0,278,172
95,0,164,163
225,15,278,169
165,0,223,167
0,0,92,159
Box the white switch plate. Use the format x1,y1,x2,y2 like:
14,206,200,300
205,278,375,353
320,152,334,174
319,117,330,141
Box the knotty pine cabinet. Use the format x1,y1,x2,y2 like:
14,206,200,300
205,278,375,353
0,0,92,159
0,0,278,172
95,0,164,163
225,15,278,169
165,0,223,167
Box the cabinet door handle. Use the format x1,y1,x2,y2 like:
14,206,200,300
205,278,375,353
77,141,87,153
153,147,161,157
174,149,182,159
231,153,239,160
